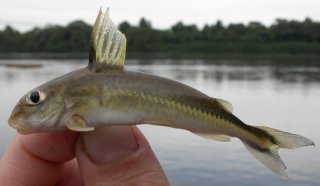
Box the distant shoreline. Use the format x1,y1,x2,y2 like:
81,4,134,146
1,52,320,60
2,18,320,58
1,52,320,67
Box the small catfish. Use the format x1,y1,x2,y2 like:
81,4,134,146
8,8,314,176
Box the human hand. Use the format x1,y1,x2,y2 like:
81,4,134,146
0,126,169,185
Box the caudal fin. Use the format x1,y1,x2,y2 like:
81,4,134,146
242,126,314,177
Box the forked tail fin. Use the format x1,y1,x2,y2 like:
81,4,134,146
242,126,314,177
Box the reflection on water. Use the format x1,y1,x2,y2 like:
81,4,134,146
0,59,320,186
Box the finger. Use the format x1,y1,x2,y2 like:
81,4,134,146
0,131,77,186
76,126,169,185
56,158,83,186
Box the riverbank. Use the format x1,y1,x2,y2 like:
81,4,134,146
1,52,320,66
2,52,320,60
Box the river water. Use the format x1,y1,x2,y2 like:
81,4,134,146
0,59,319,185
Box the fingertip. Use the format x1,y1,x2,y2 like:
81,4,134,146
18,130,78,162
57,158,83,186
0,130,78,186
76,126,169,185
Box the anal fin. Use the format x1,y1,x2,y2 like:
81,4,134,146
193,132,231,142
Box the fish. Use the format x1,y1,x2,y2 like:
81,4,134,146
8,8,314,176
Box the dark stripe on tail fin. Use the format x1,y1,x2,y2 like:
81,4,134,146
243,142,288,177
242,126,314,176
256,126,315,148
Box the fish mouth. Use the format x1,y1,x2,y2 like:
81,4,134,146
8,116,32,134
8,116,17,128
17,129,33,135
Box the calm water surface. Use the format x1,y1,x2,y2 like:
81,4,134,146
0,59,320,186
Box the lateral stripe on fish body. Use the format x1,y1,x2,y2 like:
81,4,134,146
100,86,281,149
8,8,314,177
104,88,217,121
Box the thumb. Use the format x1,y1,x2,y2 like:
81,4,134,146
76,126,169,185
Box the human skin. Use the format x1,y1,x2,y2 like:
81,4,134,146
0,126,169,186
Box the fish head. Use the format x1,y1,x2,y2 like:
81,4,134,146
8,84,66,133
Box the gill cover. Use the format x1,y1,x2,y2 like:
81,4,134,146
89,8,127,71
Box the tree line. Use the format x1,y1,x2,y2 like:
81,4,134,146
1,18,320,54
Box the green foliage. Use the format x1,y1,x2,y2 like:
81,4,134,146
0,26,21,52
1,17,320,54
0,21,91,53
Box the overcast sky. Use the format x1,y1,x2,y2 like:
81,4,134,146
1,0,320,32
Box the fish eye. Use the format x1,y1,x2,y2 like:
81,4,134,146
26,90,46,105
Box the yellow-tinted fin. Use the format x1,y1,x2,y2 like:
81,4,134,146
66,123,95,132
242,142,288,177
88,8,127,71
241,125,314,177
256,126,315,148
193,132,231,142
216,98,233,113
65,115,95,132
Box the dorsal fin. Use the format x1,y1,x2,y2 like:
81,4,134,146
88,8,127,71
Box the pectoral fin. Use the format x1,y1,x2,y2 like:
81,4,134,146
65,115,95,132
63,97,99,132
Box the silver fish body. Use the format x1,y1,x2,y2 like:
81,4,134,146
59,68,237,134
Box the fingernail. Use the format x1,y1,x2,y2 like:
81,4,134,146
80,126,139,165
